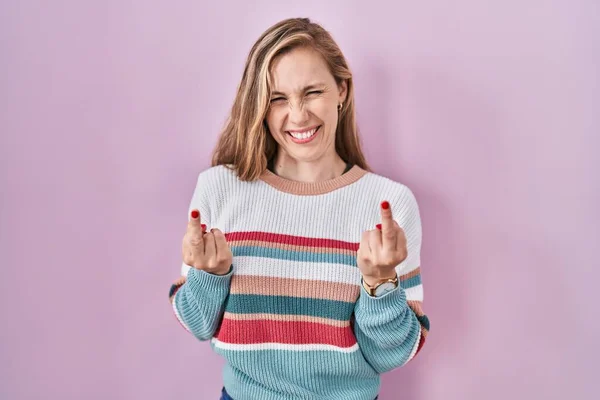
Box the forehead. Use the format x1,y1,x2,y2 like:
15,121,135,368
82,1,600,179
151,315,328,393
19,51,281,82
270,47,334,92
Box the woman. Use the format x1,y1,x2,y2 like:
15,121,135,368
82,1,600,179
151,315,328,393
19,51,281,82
168,17,430,400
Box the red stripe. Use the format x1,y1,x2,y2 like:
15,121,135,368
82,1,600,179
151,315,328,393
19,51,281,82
225,231,359,251
216,318,357,347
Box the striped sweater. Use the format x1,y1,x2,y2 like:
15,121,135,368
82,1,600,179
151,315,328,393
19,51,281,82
169,165,430,400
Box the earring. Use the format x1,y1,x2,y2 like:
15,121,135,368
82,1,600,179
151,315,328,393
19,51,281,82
338,102,343,111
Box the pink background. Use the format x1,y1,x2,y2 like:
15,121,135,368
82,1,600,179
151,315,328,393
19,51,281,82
1,1,598,399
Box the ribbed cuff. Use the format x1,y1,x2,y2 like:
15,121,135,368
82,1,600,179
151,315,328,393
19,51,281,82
186,265,233,295
358,284,408,313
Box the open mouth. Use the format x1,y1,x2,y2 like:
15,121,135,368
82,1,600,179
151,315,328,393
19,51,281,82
286,125,321,144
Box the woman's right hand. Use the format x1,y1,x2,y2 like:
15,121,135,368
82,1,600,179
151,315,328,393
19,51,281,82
182,209,232,275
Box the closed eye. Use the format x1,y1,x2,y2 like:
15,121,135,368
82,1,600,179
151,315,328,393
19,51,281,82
307,90,323,95
270,97,286,103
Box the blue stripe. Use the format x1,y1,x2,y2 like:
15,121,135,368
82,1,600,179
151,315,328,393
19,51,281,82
226,294,354,321
232,246,357,267
400,275,421,289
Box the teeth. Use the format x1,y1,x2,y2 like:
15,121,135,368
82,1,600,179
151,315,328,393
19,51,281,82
289,127,317,139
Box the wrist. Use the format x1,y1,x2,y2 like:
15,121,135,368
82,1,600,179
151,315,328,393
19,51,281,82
195,264,232,276
208,265,233,276
362,271,397,287
361,272,399,298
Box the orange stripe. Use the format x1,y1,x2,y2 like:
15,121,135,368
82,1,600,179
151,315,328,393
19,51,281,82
407,300,424,316
400,267,421,281
230,275,360,302
407,300,429,337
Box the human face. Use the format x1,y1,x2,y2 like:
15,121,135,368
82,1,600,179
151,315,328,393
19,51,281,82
266,47,347,164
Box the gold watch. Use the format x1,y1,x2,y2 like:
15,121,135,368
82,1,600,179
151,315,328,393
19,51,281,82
362,274,399,297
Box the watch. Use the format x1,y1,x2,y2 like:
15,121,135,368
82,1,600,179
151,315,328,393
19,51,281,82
362,274,399,297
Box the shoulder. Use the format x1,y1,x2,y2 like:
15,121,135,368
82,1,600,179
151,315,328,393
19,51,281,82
192,164,263,204
193,164,251,191
354,170,421,227
358,170,419,208
188,165,246,224
360,171,422,244
195,164,237,183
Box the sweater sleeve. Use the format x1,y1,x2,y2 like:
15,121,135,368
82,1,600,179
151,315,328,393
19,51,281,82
353,187,430,373
167,171,232,341
169,267,233,340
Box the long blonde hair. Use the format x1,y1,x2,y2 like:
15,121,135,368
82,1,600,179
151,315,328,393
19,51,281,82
211,17,370,181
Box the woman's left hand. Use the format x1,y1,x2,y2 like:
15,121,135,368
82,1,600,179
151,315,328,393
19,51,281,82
357,201,408,286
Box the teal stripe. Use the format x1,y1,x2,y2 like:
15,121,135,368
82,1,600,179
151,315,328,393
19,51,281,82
417,314,430,331
232,246,357,267
400,274,421,289
226,294,354,321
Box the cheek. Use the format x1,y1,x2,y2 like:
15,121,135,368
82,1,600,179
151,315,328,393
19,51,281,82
265,109,283,132
312,99,336,119
315,103,337,129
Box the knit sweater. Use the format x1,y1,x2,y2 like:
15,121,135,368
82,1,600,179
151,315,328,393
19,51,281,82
168,165,430,400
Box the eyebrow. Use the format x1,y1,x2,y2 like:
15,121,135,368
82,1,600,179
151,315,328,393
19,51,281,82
271,83,326,97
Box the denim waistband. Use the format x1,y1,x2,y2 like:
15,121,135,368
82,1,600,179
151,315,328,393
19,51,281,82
220,387,378,400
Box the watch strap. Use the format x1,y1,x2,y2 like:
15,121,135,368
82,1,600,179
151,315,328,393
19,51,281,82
361,274,399,297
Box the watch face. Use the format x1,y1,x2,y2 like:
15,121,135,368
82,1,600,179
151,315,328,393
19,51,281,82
374,282,397,297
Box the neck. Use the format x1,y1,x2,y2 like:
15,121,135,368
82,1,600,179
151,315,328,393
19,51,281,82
271,152,347,183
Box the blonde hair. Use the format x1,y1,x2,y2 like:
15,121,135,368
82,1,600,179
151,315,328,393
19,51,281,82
211,17,370,181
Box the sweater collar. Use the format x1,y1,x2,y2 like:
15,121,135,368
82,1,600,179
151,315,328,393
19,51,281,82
259,165,368,195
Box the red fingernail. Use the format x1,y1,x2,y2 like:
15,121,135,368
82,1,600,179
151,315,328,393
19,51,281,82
190,210,199,219
201,224,206,231
376,224,382,230
381,201,390,210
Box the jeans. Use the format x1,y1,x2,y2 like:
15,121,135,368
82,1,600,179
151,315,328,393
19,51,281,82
220,387,233,400
220,387,379,400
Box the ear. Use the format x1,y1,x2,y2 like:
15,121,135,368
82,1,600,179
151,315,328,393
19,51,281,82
337,80,348,104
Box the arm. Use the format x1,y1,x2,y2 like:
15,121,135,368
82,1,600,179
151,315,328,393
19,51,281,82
353,189,430,373
168,171,233,341
169,266,233,340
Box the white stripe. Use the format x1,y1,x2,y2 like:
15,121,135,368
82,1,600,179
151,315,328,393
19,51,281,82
181,263,191,277
211,338,360,353
232,256,361,284
404,285,424,301
396,263,421,276
404,324,422,365
172,291,191,332
194,166,420,244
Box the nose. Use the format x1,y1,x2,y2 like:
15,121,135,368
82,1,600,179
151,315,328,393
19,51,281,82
288,100,310,127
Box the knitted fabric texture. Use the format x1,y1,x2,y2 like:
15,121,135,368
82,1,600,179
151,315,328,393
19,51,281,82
169,165,430,400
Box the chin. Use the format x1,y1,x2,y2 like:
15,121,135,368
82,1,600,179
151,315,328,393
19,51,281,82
287,150,327,163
